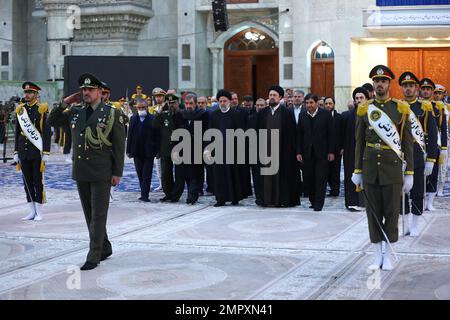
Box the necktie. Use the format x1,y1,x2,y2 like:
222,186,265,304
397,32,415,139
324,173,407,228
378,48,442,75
86,106,94,120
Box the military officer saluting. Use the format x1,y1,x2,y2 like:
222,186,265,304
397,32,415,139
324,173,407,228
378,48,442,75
419,78,448,210
352,65,414,271
47,73,126,271
14,82,52,221
399,72,438,237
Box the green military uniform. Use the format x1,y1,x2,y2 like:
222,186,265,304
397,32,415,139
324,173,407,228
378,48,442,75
152,93,179,200
47,73,125,268
354,67,414,244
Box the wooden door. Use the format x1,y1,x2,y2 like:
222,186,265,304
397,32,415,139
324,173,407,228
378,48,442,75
388,47,450,99
224,55,252,100
311,61,335,98
255,54,279,100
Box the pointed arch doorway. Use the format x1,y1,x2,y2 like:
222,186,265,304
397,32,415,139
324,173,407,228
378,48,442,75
224,28,279,101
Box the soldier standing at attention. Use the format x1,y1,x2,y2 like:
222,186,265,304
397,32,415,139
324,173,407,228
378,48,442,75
150,87,167,192
352,65,414,271
398,72,437,237
420,78,447,210
14,82,52,221
47,73,125,271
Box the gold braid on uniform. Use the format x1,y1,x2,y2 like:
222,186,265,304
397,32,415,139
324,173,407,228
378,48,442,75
357,100,372,117
393,99,410,143
85,108,115,149
436,101,445,128
421,100,433,134
38,103,49,173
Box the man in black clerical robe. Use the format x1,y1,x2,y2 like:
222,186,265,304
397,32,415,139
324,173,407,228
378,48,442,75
341,87,368,211
256,85,300,208
207,90,248,207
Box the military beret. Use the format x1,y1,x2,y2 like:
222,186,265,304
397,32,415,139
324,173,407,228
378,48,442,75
22,81,41,92
420,78,435,90
399,72,419,86
268,85,285,97
78,73,102,89
369,65,395,81
216,89,232,101
352,87,369,101
165,93,180,102
152,87,167,96
434,84,446,93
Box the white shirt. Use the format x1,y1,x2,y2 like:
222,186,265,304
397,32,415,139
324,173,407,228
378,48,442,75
307,108,319,118
294,105,302,124
270,104,280,115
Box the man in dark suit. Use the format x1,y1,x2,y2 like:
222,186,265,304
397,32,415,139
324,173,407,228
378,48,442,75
297,93,334,211
126,98,160,202
324,97,343,197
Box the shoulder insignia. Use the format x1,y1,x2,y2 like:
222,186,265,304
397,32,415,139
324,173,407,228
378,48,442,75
393,99,411,115
16,104,24,114
38,102,49,114
421,100,433,113
357,100,371,117
131,94,137,99
435,101,445,110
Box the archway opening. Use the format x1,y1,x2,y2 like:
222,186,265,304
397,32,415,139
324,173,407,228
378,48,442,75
224,28,279,102
311,41,335,98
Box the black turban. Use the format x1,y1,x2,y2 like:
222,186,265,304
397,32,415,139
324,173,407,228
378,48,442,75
216,89,232,101
352,87,369,101
268,85,284,98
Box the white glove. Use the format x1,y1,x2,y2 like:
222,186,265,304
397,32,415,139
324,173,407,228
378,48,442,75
403,175,414,193
13,154,19,163
424,161,434,176
203,150,213,164
441,151,448,166
42,155,49,162
351,173,363,190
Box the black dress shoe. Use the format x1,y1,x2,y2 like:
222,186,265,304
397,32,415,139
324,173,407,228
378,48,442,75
160,196,170,202
80,261,98,271
314,208,323,212
170,198,179,203
347,207,358,212
186,199,193,205
231,201,239,206
255,199,266,207
214,201,225,207
309,205,314,209
101,252,112,261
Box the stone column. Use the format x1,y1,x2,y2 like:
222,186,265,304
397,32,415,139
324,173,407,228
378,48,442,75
42,0,77,81
209,47,221,96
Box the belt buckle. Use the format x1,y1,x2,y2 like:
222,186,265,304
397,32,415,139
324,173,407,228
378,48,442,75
374,143,381,150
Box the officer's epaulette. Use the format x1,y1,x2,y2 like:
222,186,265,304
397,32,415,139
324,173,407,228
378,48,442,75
15,103,24,114
131,94,137,99
38,102,49,114
356,100,372,117
393,98,411,115
421,100,433,113
435,101,445,110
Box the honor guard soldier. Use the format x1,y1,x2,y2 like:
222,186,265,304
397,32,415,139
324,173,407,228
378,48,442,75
14,82,52,221
352,65,414,271
420,78,447,210
149,87,167,115
150,87,167,192
47,73,126,271
433,84,449,197
130,85,148,116
399,72,438,237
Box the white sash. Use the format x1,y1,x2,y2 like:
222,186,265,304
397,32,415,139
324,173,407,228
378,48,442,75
367,104,402,159
17,106,43,152
409,111,425,153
